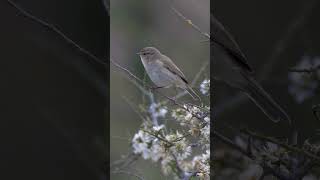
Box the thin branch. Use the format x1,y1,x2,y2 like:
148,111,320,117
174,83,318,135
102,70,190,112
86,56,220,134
191,60,210,86
242,129,320,164
213,130,254,159
112,170,145,180
289,64,320,74
122,96,148,122
6,0,108,67
214,0,318,118
142,130,174,146
171,6,210,40
312,104,320,121
110,59,145,86
110,59,150,96
102,0,110,16
258,0,318,80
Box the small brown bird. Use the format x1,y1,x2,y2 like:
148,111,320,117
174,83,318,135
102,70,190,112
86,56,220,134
137,47,200,100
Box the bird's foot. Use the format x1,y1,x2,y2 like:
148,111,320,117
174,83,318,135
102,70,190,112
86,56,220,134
150,86,164,90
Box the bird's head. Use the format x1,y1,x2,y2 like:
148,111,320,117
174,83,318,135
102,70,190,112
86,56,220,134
137,47,161,60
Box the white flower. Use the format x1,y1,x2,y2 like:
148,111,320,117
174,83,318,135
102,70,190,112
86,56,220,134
201,123,210,141
150,139,165,162
130,93,211,179
204,116,210,122
200,79,210,95
132,128,166,162
152,124,165,131
149,103,168,118
132,130,154,160
165,131,192,161
172,108,186,120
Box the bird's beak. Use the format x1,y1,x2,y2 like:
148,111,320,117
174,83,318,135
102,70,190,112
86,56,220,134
136,52,141,55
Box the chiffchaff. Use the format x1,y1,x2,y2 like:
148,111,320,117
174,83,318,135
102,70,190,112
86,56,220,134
137,47,200,101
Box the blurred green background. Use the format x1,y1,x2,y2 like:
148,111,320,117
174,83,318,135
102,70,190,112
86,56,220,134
110,0,209,179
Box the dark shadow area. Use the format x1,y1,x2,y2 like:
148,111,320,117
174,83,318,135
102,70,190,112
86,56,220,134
0,0,108,179
213,0,320,141
212,0,320,179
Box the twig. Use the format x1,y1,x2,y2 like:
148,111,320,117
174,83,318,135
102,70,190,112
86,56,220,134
312,104,320,121
242,129,320,164
6,0,108,67
171,6,210,40
289,64,320,74
213,130,254,159
102,0,110,15
259,0,318,80
111,170,145,180
214,0,318,118
142,130,174,146
122,96,148,122
111,59,145,86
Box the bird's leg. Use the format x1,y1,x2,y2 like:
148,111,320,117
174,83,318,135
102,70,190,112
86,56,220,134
150,86,165,90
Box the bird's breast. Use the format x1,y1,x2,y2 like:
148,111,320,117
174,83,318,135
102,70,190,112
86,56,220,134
140,58,176,87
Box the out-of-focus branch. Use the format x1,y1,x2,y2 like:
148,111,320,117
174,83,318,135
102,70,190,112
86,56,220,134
312,104,320,121
289,64,320,74
259,0,318,80
214,127,320,179
242,129,320,164
213,130,253,158
111,170,145,180
6,1,109,178
6,0,108,68
213,0,318,118
102,0,110,16
214,130,292,179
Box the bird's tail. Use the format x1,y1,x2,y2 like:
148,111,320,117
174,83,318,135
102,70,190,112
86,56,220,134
242,75,291,123
185,85,202,102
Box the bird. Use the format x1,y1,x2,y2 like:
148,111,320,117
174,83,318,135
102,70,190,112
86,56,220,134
137,47,200,101
211,15,290,123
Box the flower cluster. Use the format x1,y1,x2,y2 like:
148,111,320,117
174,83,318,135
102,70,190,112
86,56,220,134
172,105,210,150
131,124,193,177
131,102,210,179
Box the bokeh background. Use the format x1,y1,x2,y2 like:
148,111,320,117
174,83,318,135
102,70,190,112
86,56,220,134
213,0,320,141
110,0,209,179
0,0,108,179
213,0,320,179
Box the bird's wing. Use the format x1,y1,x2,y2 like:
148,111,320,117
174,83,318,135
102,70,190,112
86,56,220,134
211,15,254,73
160,55,189,84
